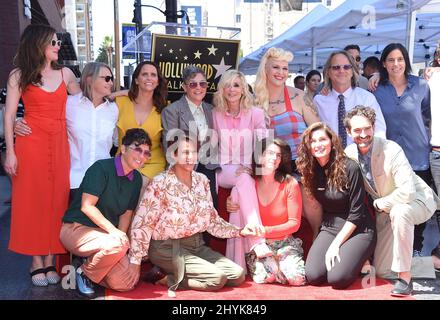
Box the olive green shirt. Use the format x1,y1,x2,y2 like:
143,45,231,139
63,157,142,228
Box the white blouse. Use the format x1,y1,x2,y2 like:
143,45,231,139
66,93,119,189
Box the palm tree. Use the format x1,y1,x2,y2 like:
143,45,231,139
95,35,114,68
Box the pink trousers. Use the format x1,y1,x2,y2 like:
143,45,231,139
217,164,268,270
60,222,136,292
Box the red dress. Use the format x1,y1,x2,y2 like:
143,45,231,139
9,76,69,255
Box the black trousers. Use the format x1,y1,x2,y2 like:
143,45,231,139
413,169,432,252
305,222,376,289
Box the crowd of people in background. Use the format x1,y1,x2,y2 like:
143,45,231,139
1,23,440,299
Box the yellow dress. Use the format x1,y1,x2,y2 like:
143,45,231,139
116,96,166,179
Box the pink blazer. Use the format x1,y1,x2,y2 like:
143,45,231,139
213,106,267,166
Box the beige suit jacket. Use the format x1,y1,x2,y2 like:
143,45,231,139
345,137,440,214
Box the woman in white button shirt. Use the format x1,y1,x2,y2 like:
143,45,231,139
66,62,118,198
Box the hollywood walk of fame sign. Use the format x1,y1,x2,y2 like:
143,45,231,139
151,33,240,103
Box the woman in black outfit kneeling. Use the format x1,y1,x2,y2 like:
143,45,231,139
296,122,376,289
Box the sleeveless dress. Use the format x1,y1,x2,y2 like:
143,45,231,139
9,72,69,255
269,87,307,161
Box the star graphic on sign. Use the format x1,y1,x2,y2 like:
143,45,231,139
179,48,182,52
194,50,202,59
164,44,167,47
184,55,188,60
212,57,233,79
169,49,174,54
226,51,230,56
207,44,218,56
160,54,163,57
175,56,178,60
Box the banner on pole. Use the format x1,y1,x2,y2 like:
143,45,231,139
122,23,151,60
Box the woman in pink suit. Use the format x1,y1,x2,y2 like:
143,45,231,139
212,70,271,270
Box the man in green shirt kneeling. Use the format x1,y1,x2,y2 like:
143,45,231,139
60,128,151,298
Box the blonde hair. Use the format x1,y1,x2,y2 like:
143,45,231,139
80,62,113,102
213,70,254,113
254,47,294,112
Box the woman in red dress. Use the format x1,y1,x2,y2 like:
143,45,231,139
3,24,80,286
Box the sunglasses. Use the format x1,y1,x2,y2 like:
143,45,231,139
51,40,62,47
99,76,114,82
330,64,353,71
128,145,151,158
354,56,361,62
187,81,208,89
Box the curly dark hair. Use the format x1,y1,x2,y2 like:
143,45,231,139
253,138,292,183
343,105,376,131
128,61,168,113
296,122,347,196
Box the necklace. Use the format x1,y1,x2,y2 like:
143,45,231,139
228,108,240,117
269,99,284,105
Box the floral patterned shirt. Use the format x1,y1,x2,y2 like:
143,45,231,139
128,168,241,265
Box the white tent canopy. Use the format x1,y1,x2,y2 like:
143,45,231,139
238,4,330,74
240,0,439,74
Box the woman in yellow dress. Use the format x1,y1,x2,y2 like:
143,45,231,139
116,61,168,187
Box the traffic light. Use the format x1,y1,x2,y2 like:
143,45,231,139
133,0,142,24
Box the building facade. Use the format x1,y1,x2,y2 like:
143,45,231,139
0,0,66,87
64,0,94,68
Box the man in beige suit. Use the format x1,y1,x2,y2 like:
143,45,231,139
344,106,439,297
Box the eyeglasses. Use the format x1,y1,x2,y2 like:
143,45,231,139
51,40,62,47
265,150,282,159
187,81,208,89
128,145,151,158
99,76,114,83
354,56,361,62
330,64,353,71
